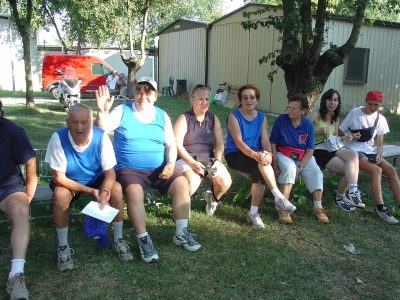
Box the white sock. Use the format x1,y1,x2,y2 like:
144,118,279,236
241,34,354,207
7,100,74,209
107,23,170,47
112,221,123,242
9,259,25,278
136,232,148,244
175,219,188,236
336,193,345,200
348,184,358,193
271,188,285,200
250,206,258,215
314,201,322,209
56,227,68,248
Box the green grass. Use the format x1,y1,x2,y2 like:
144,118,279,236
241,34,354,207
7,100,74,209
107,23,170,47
1,96,400,299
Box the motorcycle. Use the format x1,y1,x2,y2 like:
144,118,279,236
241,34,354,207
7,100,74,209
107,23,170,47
57,67,82,110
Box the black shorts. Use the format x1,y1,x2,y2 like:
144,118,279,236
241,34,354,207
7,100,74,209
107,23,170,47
224,151,266,184
49,173,105,202
313,149,337,169
0,183,25,204
116,166,182,195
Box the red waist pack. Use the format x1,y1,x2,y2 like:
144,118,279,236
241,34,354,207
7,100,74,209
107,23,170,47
277,145,305,161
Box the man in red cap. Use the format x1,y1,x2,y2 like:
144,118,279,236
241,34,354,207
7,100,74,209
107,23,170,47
339,90,400,224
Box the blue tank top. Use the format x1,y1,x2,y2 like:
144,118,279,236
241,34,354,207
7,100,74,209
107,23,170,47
57,126,103,185
224,109,264,154
114,102,166,171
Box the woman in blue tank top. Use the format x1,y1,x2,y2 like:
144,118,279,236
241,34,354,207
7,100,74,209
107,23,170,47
224,84,296,229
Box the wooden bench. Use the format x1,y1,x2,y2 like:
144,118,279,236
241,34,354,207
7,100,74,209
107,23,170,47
21,149,211,220
381,144,400,167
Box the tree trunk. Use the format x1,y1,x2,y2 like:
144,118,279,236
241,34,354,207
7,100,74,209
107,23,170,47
21,31,35,109
121,55,143,98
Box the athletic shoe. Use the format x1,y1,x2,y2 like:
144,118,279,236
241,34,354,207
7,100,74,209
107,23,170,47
278,210,292,224
57,246,74,272
204,191,218,216
112,238,134,262
137,235,159,263
333,195,356,212
314,207,329,224
6,272,28,300
345,191,365,209
375,206,399,224
173,227,202,251
246,212,265,229
274,197,297,213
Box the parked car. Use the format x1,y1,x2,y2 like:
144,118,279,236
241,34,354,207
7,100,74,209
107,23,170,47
41,54,115,99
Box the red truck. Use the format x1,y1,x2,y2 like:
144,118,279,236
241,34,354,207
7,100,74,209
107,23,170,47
41,54,115,99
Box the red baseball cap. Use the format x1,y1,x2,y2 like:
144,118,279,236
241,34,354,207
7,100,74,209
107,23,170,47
365,90,383,103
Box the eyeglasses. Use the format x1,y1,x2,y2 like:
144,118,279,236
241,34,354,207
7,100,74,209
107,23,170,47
134,84,155,94
242,95,257,101
286,106,302,112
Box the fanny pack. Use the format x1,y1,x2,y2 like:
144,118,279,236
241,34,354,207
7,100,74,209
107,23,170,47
277,145,305,161
349,114,379,143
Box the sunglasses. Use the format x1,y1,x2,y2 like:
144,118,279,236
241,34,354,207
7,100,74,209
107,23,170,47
190,84,211,97
134,84,155,94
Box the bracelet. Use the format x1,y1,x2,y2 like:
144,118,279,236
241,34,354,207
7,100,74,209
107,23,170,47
167,162,175,166
99,189,110,197
214,158,222,163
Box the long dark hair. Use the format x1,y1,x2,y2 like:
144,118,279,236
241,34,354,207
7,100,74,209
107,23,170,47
319,89,341,124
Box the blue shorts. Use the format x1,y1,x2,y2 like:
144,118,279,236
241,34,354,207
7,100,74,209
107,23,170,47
116,166,182,195
0,183,25,204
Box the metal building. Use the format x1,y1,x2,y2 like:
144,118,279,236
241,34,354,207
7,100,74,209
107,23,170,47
157,4,400,114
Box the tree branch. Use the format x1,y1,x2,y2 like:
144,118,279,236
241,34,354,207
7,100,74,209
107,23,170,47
310,0,327,58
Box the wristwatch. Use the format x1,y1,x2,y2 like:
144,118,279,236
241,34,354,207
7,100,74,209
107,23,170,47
297,165,303,170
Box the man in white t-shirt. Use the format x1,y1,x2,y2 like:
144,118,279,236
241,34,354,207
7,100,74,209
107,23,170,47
339,90,400,224
45,103,133,272
106,70,119,90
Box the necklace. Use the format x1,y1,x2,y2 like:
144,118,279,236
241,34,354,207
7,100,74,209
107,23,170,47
240,108,255,119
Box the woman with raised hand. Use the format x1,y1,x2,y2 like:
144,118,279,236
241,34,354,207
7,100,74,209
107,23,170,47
307,89,363,212
339,90,400,224
224,84,296,228
174,84,232,216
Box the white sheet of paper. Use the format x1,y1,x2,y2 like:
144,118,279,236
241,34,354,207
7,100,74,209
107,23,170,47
81,201,119,223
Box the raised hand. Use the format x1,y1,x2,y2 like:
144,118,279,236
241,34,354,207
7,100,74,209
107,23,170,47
96,85,115,113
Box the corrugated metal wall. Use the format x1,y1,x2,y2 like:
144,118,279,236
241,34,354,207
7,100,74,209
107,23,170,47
158,27,207,94
159,5,400,114
324,21,400,113
208,6,287,113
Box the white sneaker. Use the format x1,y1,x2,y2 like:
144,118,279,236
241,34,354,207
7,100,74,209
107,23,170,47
204,191,218,216
173,227,202,251
375,206,399,224
247,212,265,229
274,197,297,213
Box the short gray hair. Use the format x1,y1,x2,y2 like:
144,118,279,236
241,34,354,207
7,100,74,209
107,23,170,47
67,103,93,120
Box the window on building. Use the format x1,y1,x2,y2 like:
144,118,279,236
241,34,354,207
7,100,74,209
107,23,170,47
343,48,370,84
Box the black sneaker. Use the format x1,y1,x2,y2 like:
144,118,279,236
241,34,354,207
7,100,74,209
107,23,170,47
375,206,399,224
333,195,356,212
346,191,365,209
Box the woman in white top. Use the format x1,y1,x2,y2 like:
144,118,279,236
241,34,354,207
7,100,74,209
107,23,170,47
339,90,400,224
